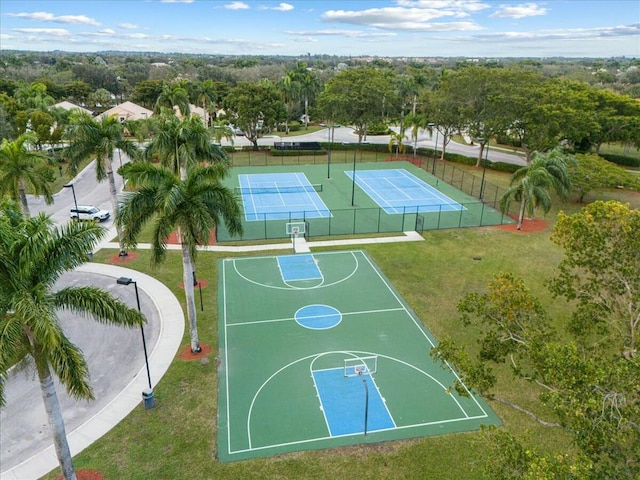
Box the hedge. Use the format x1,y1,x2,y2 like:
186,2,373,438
598,153,640,168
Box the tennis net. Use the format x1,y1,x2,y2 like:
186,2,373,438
234,184,323,195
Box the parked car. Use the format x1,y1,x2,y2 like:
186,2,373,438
70,205,110,222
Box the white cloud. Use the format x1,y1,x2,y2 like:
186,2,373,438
396,0,490,12
453,23,640,43
0,34,12,40
286,29,397,38
13,28,71,36
7,11,100,26
490,3,548,19
322,7,482,31
272,3,294,11
118,23,140,30
224,2,250,10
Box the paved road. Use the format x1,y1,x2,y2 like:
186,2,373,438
226,126,527,166
0,272,161,473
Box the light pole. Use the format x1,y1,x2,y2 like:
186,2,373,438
428,123,439,175
343,142,357,206
63,183,78,213
475,138,490,200
327,125,333,179
116,277,154,409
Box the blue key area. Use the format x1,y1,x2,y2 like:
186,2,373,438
277,254,322,281
313,368,395,436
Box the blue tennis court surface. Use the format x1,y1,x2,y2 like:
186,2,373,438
239,173,332,221
277,254,323,281
345,169,465,214
312,368,395,436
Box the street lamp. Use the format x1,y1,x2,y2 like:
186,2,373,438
475,138,490,200
428,123,439,175
343,142,357,206
327,125,334,179
63,183,78,213
116,277,154,409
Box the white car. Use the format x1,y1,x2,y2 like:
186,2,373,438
70,205,110,222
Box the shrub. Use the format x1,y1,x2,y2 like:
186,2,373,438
598,153,640,168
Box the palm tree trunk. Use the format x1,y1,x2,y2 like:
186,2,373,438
37,362,77,480
180,235,200,352
107,155,127,256
304,97,309,129
517,196,527,230
18,178,31,217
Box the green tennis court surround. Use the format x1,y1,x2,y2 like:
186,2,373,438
217,161,513,242
217,250,501,461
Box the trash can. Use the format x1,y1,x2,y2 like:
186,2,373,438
142,388,155,409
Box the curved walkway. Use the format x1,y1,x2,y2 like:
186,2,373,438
0,264,184,480
1,227,424,480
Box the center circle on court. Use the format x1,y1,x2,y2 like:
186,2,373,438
295,304,342,330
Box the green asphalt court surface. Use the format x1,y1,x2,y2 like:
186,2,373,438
217,161,510,242
217,250,501,461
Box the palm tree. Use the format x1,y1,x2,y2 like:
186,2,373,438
155,82,190,118
388,130,408,157
211,119,234,146
117,161,242,353
279,71,299,135
193,79,217,127
500,148,572,230
0,133,55,216
0,200,144,480
64,111,138,256
123,112,241,352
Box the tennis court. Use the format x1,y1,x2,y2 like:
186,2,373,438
217,250,501,461
345,168,464,214
238,172,331,221
218,162,512,242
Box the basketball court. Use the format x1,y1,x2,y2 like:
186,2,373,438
217,250,501,461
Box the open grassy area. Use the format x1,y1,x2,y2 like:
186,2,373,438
41,184,640,479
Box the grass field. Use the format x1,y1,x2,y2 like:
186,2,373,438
41,169,640,479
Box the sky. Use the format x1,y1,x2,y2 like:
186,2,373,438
0,0,639,58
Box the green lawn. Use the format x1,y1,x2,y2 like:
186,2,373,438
41,185,640,479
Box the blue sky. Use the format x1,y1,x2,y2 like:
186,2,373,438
1,0,638,57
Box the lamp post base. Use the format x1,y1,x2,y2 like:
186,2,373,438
142,388,155,409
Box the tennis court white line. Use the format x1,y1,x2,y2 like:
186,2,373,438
397,169,459,206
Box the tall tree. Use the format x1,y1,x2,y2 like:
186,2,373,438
549,201,640,355
64,112,138,256
0,133,54,216
223,81,287,149
129,112,242,352
500,149,572,230
433,265,640,479
192,79,217,127
117,163,242,354
317,67,397,144
0,201,144,480
155,82,190,117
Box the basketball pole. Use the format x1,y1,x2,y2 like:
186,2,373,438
359,370,369,436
